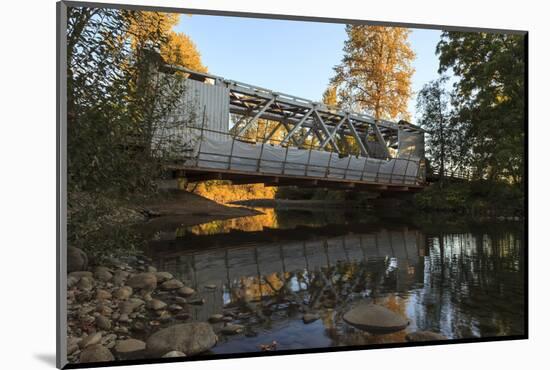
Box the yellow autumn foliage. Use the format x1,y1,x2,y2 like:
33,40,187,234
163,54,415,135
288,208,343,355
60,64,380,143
192,181,276,204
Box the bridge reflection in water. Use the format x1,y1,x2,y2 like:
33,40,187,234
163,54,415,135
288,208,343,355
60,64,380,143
145,211,524,353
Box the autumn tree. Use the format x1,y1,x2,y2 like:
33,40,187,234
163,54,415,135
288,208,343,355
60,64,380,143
331,25,415,120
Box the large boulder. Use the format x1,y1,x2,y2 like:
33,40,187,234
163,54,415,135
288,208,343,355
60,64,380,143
343,303,409,333
405,331,447,342
146,323,217,357
79,344,114,363
67,247,88,273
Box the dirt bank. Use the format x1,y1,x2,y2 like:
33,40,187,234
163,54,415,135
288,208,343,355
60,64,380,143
143,191,262,230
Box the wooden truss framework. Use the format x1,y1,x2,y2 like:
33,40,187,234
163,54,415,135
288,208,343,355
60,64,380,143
165,65,424,159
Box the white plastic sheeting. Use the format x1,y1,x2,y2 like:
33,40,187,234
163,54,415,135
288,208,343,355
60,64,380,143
192,136,420,184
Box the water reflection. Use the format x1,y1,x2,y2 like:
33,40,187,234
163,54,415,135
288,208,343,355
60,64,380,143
146,209,524,353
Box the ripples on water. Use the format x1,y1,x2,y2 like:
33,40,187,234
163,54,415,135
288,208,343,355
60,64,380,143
145,208,525,354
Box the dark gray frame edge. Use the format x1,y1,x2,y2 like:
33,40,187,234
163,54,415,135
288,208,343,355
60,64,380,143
57,1,68,369
62,0,527,35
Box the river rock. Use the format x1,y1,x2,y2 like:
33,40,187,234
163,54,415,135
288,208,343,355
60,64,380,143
204,284,217,290
146,322,217,356
114,338,146,357
119,298,144,314
69,271,93,280
67,276,79,288
96,315,112,331
126,273,157,291
79,332,102,349
174,297,187,305
155,271,173,283
96,289,112,301
94,267,113,282
162,351,186,358
96,303,113,317
113,271,130,286
160,279,184,290
188,298,205,305
147,266,158,273
405,331,447,342
77,277,94,291
221,324,244,335
343,304,409,333
113,286,133,300
168,304,183,312
79,344,114,363
303,313,320,324
208,314,224,323
177,286,195,297
68,247,88,273
147,299,167,311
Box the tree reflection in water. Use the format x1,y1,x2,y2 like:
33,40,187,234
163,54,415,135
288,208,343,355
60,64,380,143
146,210,524,353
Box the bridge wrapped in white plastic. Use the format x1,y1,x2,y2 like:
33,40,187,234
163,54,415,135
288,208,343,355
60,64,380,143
157,66,426,189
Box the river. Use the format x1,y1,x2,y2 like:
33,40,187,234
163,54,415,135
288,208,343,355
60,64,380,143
143,207,525,354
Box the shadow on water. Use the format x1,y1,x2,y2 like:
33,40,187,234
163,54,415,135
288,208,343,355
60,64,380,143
144,208,525,354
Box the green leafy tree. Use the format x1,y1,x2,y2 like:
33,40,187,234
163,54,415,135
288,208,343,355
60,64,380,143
437,32,525,186
417,77,468,181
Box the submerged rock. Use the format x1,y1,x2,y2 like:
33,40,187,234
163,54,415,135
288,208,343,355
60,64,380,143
302,313,320,324
405,331,447,342
221,324,244,335
343,303,409,333
146,322,217,357
162,350,186,358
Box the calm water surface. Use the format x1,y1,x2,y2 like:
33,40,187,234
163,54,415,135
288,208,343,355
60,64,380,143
144,208,525,353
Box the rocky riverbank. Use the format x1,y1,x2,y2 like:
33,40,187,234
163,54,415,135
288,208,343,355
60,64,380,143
67,247,244,364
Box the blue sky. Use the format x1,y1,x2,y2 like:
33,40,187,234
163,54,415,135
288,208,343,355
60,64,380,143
175,15,443,124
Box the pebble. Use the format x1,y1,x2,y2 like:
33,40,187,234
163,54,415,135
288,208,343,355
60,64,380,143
162,351,186,358
221,324,244,335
